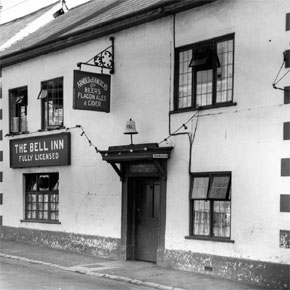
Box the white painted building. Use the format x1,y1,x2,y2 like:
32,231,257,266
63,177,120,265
0,0,289,288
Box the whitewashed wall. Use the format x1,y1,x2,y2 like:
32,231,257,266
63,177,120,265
166,0,290,264
2,16,173,238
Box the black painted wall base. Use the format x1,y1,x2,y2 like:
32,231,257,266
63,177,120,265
160,249,289,290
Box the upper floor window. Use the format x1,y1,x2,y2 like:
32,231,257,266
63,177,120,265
175,34,234,111
190,172,231,239
9,86,28,133
39,77,63,130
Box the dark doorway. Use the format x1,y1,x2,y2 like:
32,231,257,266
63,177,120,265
134,179,160,262
100,143,172,264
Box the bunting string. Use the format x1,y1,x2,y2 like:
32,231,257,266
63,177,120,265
5,124,102,154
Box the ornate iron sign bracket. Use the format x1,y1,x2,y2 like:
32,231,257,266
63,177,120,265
77,37,114,74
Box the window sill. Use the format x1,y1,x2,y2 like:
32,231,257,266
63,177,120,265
6,131,30,137
21,220,61,224
38,126,65,132
6,126,65,137
185,235,235,243
170,102,237,115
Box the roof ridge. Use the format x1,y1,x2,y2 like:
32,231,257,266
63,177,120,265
37,0,124,46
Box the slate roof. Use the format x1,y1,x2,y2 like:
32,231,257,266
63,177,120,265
0,2,58,48
0,0,216,67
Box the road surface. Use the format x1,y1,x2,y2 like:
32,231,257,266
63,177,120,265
0,257,153,290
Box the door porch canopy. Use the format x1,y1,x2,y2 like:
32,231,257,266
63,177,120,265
100,143,173,179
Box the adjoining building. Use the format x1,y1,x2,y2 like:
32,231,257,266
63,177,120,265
0,1,289,289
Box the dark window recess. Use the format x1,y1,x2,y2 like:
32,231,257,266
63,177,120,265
0,79,2,99
0,172,2,182
190,172,231,239
283,122,290,140
39,77,63,130
0,216,2,226
175,34,234,111
0,151,3,161
281,158,290,176
285,87,290,104
0,193,3,205
25,173,59,221
9,86,28,133
280,194,290,212
285,50,290,68
287,13,290,31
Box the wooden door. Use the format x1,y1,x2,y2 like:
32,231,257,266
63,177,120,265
135,179,160,262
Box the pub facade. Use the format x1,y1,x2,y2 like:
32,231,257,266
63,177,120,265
0,0,290,289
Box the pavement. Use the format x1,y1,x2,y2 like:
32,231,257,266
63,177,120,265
0,239,269,290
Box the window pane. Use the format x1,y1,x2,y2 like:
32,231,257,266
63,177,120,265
196,69,213,107
193,200,210,236
192,177,209,199
177,50,192,109
50,173,59,190
38,175,50,190
26,175,37,191
190,43,212,68
42,78,63,129
9,87,28,133
192,43,214,107
209,176,230,199
213,201,231,237
216,39,233,103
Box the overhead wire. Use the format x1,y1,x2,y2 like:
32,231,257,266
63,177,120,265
66,124,100,153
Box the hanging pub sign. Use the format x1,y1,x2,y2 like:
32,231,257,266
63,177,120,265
10,133,71,168
73,70,111,112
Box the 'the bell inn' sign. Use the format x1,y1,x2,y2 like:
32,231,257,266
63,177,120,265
10,133,71,168
73,70,111,112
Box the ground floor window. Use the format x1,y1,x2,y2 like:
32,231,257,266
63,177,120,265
25,173,59,221
190,172,231,239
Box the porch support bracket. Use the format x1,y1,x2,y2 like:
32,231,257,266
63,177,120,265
153,160,166,180
110,162,123,180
